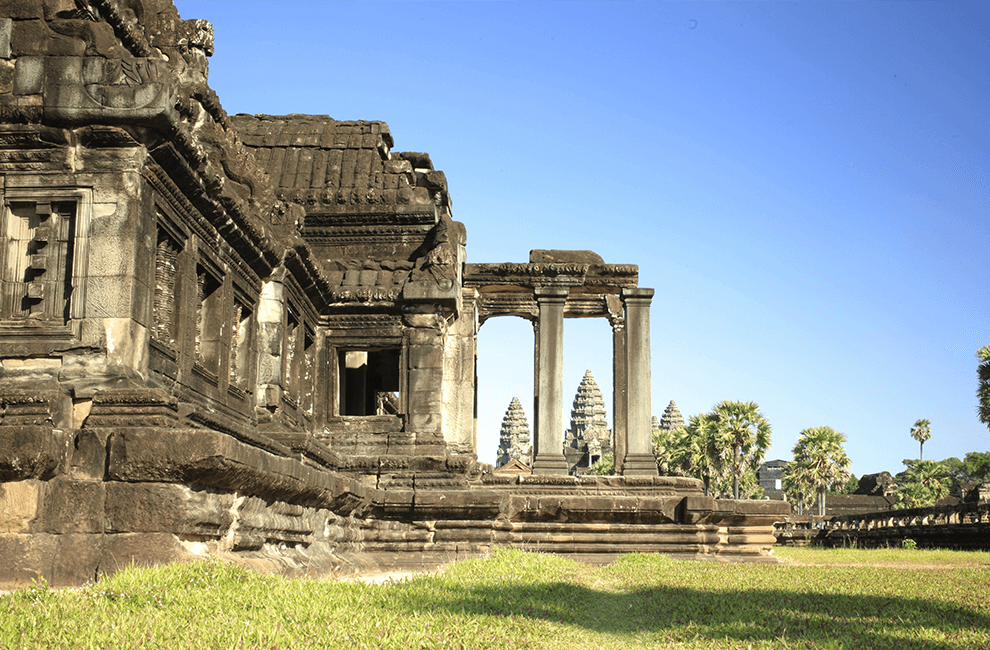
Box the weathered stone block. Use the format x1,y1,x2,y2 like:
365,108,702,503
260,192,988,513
407,368,442,393
0,479,42,533
407,328,440,344
0,1,45,20
66,430,107,479
406,413,441,433
51,533,103,586
105,482,233,535
0,18,11,59
0,426,62,481
98,533,195,578
0,59,12,93
407,390,441,415
13,56,43,95
43,478,104,534
0,532,55,586
407,345,442,369
42,55,83,86
11,20,85,57
84,275,139,319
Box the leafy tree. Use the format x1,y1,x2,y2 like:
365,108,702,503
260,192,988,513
910,418,932,460
828,473,859,495
586,452,614,476
894,459,951,509
782,464,816,515
652,424,679,476
736,467,765,500
962,451,990,483
711,401,772,500
655,415,731,496
978,345,990,431
676,415,727,496
939,452,990,496
653,404,770,499
787,426,852,516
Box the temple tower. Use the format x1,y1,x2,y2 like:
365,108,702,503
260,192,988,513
496,397,533,468
659,400,685,431
564,370,612,473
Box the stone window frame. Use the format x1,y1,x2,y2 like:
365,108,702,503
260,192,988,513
324,315,406,421
279,276,322,426
0,185,92,344
150,210,188,358
192,253,225,384
227,281,256,399
335,347,403,417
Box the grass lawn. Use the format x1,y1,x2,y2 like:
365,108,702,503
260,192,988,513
2,546,988,649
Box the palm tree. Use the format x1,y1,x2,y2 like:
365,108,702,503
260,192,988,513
790,426,852,516
669,414,730,496
977,346,990,431
910,418,931,460
711,401,772,500
781,463,815,515
895,459,950,509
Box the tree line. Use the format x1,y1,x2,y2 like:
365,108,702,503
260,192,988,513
587,346,990,513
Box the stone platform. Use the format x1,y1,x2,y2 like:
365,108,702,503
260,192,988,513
1,421,788,586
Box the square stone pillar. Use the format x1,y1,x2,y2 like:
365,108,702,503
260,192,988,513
531,286,569,475
611,318,627,475
621,287,658,476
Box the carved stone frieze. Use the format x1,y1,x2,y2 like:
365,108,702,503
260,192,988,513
465,262,638,291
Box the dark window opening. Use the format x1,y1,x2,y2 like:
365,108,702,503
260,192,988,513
229,300,252,389
196,265,223,374
300,329,316,415
338,349,400,416
153,229,181,347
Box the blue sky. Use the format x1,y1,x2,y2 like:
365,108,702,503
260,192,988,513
175,0,989,477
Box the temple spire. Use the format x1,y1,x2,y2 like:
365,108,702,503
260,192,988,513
496,397,532,468
564,370,612,473
659,400,684,431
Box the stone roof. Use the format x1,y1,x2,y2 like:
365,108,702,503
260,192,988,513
229,114,448,216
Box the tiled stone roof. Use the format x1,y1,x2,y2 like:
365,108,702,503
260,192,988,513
230,114,445,215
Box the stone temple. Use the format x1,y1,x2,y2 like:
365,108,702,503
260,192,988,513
495,397,532,470
564,370,612,474
0,0,787,585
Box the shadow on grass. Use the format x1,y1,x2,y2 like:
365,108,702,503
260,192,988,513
384,580,989,649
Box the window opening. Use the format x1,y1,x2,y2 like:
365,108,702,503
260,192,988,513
338,348,400,416
284,308,300,404
229,299,252,389
153,229,181,347
195,264,223,375
1,201,75,323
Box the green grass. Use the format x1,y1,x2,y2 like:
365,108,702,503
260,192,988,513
2,547,989,649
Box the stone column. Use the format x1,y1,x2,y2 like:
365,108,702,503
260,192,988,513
531,286,569,475
621,288,658,476
611,316,627,476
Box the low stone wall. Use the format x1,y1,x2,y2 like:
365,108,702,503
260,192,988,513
1,422,789,586
774,503,990,550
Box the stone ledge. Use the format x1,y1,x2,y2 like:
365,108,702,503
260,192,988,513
105,427,372,515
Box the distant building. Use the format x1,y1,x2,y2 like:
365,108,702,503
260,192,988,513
564,370,612,474
495,397,532,469
758,459,789,498
659,400,685,431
